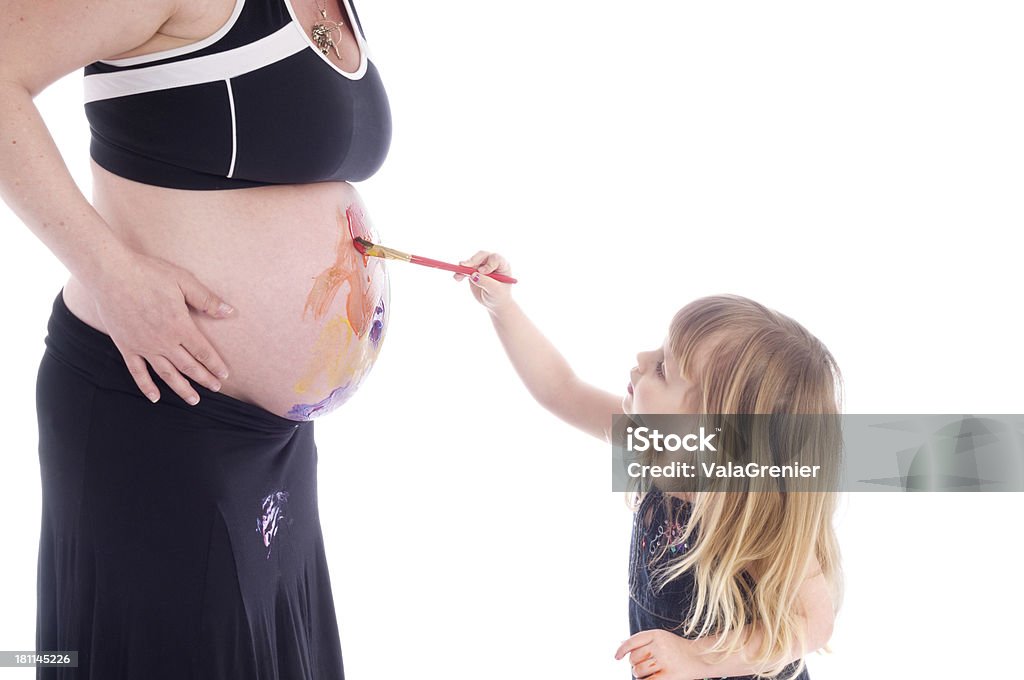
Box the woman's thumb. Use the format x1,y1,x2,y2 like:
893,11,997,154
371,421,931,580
180,276,235,318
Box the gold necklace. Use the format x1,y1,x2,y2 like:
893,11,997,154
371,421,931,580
310,0,345,60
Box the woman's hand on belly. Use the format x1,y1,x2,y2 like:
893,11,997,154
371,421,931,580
91,248,237,405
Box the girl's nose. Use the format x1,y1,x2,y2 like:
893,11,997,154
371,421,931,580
636,350,652,371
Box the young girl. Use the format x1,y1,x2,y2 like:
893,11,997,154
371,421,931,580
454,251,843,680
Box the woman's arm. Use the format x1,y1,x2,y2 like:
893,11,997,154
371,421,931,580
0,0,236,404
0,0,180,284
457,252,623,443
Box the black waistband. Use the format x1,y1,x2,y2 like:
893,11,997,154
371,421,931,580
44,288,308,435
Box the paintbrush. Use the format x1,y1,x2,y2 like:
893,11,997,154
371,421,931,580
352,236,518,284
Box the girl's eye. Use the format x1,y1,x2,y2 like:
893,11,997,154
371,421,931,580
656,360,665,378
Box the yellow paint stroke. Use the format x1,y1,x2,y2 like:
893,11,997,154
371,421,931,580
294,314,357,394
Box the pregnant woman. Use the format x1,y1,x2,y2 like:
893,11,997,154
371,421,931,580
1,0,391,677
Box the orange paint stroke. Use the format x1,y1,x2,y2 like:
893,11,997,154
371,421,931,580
297,204,388,400
303,204,380,339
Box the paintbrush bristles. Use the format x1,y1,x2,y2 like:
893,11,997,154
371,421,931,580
368,243,413,262
354,237,412,262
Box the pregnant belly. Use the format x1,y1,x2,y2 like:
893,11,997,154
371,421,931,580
64,163,390,421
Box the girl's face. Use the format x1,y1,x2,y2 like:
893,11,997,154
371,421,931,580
623,336,703,414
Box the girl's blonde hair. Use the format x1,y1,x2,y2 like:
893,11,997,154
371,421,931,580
630,294,844,680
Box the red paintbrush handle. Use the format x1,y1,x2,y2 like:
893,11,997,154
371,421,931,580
409,254,518,284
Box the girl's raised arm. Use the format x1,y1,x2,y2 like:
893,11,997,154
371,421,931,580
457,252,624,443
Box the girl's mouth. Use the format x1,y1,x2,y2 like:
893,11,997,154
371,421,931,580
627,382,634,395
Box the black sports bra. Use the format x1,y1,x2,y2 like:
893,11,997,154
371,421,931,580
82,0,391,190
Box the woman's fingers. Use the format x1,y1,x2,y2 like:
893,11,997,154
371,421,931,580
93,251,238,404
148,354,201,405
170,343,223,393
177,271,235,319
122,340,226,405
123,352,161,403
181,329,230,381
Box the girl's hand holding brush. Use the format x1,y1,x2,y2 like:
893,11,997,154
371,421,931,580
350,235,517,283
454,251,514,313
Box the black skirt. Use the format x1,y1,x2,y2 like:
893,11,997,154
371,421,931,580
35,289,345,680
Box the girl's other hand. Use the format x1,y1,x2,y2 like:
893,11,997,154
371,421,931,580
453,251,513,314
615,629,704,680
91,249,235,405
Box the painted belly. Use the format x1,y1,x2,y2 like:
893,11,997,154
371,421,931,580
286,204,390,421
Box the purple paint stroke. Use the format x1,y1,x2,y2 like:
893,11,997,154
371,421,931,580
257,490,290,560
369,296,386,348
287,381,354,421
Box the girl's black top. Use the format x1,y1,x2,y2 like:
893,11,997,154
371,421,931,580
628,487,811,680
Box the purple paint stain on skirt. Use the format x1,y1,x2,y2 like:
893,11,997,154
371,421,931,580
257,490,290,559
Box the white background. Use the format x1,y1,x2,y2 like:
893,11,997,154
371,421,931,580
2,1,1022,678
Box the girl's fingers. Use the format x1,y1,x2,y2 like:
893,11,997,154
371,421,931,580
633,664,662,680
629,650,655,667
459,251,491,268
458,251,512,292
630,652,659,679
479,254,510,275
478,259,496,275
468,270,494,289
460,252,511,277
615,633,651,660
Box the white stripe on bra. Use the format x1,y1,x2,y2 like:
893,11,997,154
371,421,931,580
84,24,306,103
225,79,238,178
